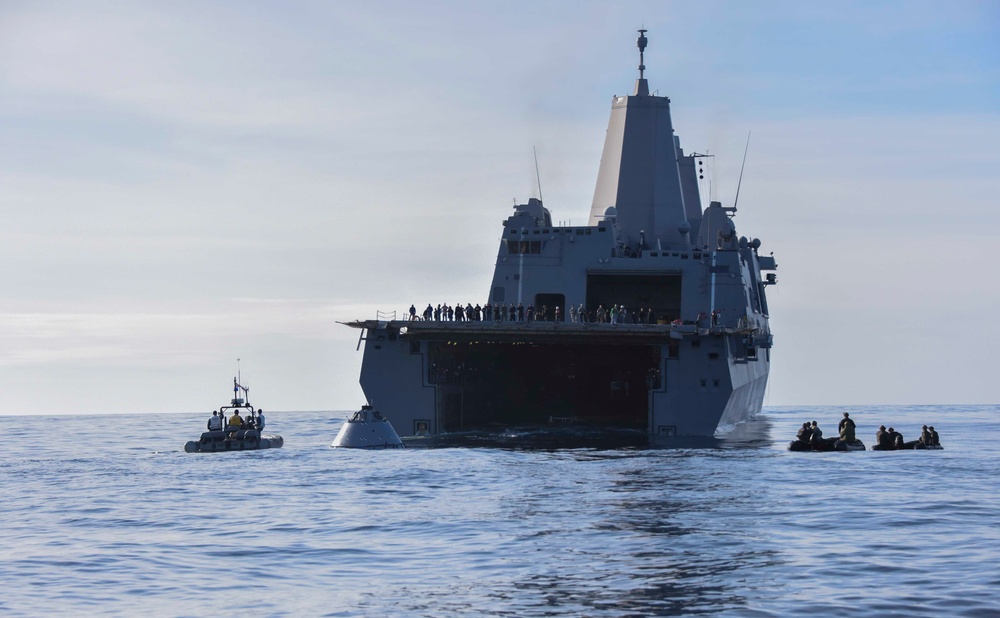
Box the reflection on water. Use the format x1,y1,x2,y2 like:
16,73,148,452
404,416,775,452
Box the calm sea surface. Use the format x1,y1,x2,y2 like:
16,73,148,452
1,405,998,617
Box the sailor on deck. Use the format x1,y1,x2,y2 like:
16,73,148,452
229,410,244,428
207,411,223,431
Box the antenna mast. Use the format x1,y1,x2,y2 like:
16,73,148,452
533,146,543,203
733,131,752,211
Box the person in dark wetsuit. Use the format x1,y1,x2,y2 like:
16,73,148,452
839,412,856,434
839,418,856,443
920,425,932,446
796,422,813,444
809,421,825,446
928,426,940,446
886,427,903,449
876,425,892,449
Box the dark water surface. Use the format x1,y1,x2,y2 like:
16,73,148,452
1,405,998,616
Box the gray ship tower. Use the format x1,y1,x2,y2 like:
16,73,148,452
345,31,778,439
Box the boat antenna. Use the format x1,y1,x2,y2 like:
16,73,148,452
733,131,751,211
533,146,543,203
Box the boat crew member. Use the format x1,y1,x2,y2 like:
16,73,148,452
809,420,823,445
409,304,416,321
257,409,265,431
839,418,856,443
207,411,223,431
887,427,903,449
929,426,940,446
229,410,244,428
876,425,890,449
920,425,931,445
839,413,856,433
796,422,812,443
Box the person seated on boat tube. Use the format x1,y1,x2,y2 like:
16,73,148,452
207,411,223,431
886,427,903,449
839,418,856,443
929,426,940,446
809,421,825,445
920,425,932,446
796,422,813,443
876,425,891,449
228,410,244,428
838,413,856,434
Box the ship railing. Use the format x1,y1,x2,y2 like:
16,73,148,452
376,310,397,322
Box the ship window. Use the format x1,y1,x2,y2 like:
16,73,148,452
492,287,505,303
658,425,676,437
708,352,719,360
576,229,585,235
587,229,592,235
542,229,549,234
513,274,520,280
699,379,707,388
681,254,688,259
694,252,701,259
713,379,720,388
533,230,540,234
747,347,757,360
650,252,658,257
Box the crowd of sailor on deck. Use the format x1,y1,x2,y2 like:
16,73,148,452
407,303,713,326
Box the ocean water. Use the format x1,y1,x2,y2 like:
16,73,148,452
1,405,998,617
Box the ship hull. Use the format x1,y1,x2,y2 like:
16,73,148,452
355,320,769,438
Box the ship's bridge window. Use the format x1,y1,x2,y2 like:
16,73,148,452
506,240,546,254
576,229,585,235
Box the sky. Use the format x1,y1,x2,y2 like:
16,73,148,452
1,1,998,415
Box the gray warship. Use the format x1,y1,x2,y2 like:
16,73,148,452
345,31,777,438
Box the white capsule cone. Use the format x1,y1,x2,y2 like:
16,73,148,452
331,405,405,449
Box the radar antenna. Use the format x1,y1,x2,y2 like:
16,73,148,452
733,131,752,212
637,28,648,79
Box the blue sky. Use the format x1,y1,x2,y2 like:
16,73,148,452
1,1,998,414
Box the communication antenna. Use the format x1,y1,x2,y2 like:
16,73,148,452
733,131,752,211
533,146,543,203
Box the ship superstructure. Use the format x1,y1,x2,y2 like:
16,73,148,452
345,31,777,438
